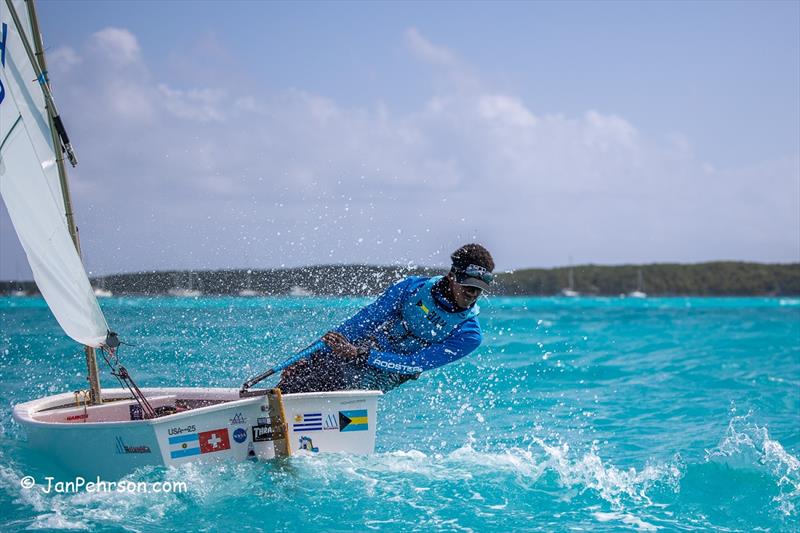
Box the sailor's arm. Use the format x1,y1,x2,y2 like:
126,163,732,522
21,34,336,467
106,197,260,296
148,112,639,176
334,277,419,341
365,320,482,373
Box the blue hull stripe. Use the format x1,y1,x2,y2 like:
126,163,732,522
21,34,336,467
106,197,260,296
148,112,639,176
341,424,368,432
340,409,368,418
170,447,201,459
168,434,198,445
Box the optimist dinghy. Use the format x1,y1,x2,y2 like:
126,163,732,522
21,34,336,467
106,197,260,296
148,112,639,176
13,387,381,479
1,0,380,479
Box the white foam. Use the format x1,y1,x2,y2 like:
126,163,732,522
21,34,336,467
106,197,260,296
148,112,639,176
27,514,89,530
528,438,681,509
706,413,800,516
0,455,194,531
594,511,659,531
328,438,683,513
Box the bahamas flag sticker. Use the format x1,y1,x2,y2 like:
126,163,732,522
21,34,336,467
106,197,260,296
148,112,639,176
338,409,368,432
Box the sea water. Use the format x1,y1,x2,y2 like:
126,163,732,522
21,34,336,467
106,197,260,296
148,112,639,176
0,296,798,531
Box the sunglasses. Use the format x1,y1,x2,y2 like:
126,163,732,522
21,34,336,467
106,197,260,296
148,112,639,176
455,264,494,284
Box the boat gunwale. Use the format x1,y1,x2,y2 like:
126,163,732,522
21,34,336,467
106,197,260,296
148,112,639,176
12,387,382,429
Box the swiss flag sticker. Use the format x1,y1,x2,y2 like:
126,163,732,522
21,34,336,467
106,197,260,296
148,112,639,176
199,428,231,454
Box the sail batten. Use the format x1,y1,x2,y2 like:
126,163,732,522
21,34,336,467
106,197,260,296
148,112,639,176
0,113,21,148
1,0,109,348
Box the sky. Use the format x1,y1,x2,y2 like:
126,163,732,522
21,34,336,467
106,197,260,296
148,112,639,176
1,0,798,279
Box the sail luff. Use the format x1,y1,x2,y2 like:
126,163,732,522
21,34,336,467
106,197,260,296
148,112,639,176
1,0,110,349
24,0,79,249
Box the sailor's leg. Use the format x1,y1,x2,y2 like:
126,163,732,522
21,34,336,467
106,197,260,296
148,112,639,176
278,351,364,393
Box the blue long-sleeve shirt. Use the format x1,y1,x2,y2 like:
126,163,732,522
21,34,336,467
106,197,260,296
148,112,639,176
335,276,482,375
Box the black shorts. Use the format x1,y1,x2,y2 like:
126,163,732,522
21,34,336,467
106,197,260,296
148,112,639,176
277,350,365,394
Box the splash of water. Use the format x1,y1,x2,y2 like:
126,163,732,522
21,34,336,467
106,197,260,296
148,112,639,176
705,412,800,516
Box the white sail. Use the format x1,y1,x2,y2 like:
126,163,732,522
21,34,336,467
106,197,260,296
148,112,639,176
0,0,108,347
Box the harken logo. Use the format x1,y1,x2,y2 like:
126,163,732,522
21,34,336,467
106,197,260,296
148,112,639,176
229,412,247,425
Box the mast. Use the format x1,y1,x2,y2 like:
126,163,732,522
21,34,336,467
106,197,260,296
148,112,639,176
25,0,78,236
9,0,102,403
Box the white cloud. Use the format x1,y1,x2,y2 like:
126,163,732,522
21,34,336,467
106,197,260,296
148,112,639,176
90,28,141,67
582,110,638,151
478,95,538,128
404,28,480,93
405,27,456,67
104,79,157,123
48,46,82,74
11,25,795,276
157,84,227,122
234,96,264,114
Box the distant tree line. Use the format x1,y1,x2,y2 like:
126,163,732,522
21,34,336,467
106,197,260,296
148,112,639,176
1,262,798,296
494,262,799,296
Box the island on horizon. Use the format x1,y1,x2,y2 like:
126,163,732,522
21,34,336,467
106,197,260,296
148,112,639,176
1,261,798,297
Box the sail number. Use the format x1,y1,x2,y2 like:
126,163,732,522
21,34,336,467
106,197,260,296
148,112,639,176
0,22,7,104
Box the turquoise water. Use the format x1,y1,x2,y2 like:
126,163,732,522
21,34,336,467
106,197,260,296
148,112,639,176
1,296,799,531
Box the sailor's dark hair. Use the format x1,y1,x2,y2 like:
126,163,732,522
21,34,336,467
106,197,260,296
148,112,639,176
450,243,495,272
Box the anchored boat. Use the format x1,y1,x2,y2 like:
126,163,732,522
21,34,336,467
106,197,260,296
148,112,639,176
1,0,379,479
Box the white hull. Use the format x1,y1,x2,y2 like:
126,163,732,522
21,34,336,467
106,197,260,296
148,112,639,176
288,286,313,297
167,288,202,297
13,387,381,479
237,289,260,297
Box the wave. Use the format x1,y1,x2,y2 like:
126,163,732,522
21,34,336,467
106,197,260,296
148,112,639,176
0,436,680,531
705,412,800,516
1,414,797,532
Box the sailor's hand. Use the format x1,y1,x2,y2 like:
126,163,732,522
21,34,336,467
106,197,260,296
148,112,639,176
322,331,358,358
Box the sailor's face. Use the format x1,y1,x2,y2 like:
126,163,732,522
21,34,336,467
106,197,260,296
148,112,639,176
449,274,481,308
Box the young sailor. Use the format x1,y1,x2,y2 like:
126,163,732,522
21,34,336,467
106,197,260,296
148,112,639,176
278,243,495,393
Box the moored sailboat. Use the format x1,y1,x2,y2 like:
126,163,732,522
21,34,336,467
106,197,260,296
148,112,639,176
238,269,260,296
93,277,113,298
168,271,203,297
1,0,379,479
628,269,647,298
560,267,579,297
